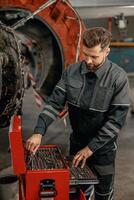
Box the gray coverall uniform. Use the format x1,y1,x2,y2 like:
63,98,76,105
34,58,130,200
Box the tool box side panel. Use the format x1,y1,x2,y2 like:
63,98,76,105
9,116,26,174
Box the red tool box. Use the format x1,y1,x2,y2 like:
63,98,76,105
9,115,98,200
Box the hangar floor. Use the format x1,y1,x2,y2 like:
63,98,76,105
0,87,134,200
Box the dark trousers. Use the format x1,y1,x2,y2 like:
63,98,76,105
94,173,114,200
70,139,115,200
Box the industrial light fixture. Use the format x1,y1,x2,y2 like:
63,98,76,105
114,13,128,35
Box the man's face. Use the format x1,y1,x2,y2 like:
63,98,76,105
83,44,110,71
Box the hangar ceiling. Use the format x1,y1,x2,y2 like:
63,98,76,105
71,0,134,7
71,0,134,18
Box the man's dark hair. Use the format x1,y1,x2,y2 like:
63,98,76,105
83,27,112,50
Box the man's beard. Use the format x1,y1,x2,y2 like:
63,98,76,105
87,63,100,71
87,57,105,72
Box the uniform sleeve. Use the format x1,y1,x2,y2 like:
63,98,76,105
34,70,67,135
88,72,130,153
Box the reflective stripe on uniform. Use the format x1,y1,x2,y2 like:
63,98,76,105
45,105,59,115
42,110,57,120
101,127,115,138
56,85,66,92
106,121,120,133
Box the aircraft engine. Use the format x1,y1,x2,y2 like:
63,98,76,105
0,0,85,127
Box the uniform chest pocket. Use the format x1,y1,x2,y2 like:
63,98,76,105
91,87,114,111
66,79,83,104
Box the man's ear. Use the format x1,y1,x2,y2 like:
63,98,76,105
106,47,110,56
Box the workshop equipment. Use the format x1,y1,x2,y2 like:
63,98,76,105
0,0,86,128
9,115,98,200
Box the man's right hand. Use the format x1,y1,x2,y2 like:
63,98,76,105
25,133,43,154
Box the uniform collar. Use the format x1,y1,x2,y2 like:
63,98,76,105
81,58,111,79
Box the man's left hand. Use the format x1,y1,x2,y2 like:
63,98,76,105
73,146,93,168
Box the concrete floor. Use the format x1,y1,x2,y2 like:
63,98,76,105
0,87,134,200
